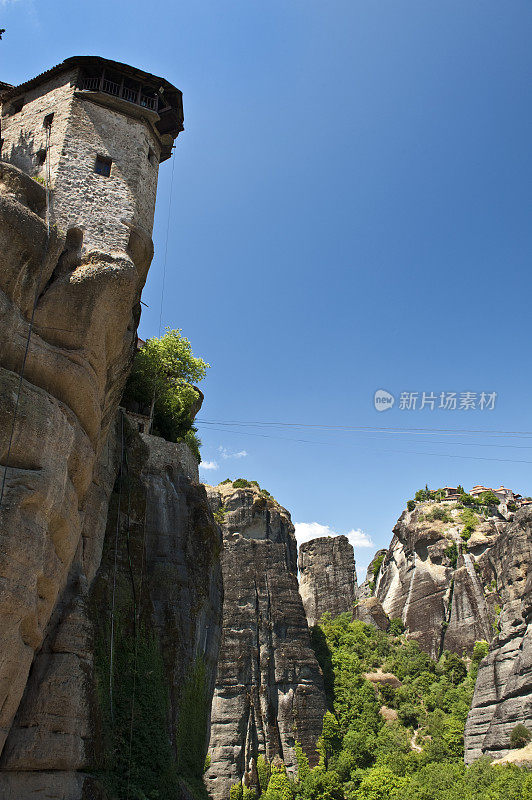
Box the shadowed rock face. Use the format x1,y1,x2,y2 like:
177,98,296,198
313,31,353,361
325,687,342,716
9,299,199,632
0,161,150,765
205,484,326,800
464,509,532,763
375,503,498,660
298,535,357,626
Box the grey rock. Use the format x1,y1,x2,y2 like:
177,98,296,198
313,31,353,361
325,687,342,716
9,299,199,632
298,535,357,626
205,484,326,800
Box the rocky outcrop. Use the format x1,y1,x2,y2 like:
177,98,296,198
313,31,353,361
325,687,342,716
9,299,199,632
375,502,498,659
0,146,222,796
0,160,150,767
0,418,223,798
464,508,532,763
354,596,389,631
298,535,357,626
358,549,387,599
205,483,326,800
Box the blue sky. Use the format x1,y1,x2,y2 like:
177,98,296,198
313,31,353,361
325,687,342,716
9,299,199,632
3,0,532,575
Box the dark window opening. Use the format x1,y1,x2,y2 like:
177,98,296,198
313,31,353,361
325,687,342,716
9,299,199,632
94,155,112,177
43,112,54,128
36,148,47,166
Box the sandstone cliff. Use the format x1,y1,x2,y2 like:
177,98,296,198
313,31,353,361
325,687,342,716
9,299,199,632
0,160,149,768
0,415,222,799
0,157,223,797
464,508,532,763
365,496,532,764
298,535,357,626
374,501,499,659
205,482,326,800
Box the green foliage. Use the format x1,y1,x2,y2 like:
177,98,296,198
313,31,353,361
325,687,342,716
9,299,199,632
444,542,458,568
230,782,244,800
263,765,294,800
351,766,412,800
397,702,420,728
388,618,405,637
510,724,532,749
243,786,257,800
372,552,386,579
122,329,209,459
220,478,232,484
407,500,416,512
478,491,500,507
441,651,468,685
425,505,453,523
94,621,179,799
292,615,532,800
233,478,252,488
294,742,311,782
257,755,271,794
472,640,489,664
213,506,227,524
460,509,478,542
175,658,210,792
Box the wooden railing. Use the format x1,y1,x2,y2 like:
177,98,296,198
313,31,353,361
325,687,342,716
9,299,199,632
80,75,158,111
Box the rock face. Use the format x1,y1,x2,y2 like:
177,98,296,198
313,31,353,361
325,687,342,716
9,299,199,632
370,498,532,763
0,158,149,767
298,535,357,626
464,508,532,763
354,596,389,631
0,418,223,798
374,502,497,660
205,483,326,800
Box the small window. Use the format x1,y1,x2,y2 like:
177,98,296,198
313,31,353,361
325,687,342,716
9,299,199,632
43,112,54,128
36,148,47,166
94,155,112,177
9,98,24,115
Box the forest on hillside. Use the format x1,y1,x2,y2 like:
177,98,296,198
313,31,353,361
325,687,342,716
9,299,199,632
234,616,532,800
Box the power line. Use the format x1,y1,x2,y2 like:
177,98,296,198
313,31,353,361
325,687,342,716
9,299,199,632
196,424,532,466
196,418,532,439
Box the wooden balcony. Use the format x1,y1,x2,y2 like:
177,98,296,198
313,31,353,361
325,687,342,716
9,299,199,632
79,73,159,111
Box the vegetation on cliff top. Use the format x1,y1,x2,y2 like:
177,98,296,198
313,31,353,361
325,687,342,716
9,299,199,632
122,328,209,461
408,485,501,515
235,615,532,800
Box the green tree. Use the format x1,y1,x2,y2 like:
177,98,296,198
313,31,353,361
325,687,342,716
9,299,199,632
263,765,294,800
478,491,500,507
122,329,209,459
317,711,343,768
352,765,413,800
257,755,271,794
510,724,531,749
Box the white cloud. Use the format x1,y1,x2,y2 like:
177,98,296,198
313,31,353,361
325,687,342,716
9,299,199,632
294,521,374,553
200,460,219,471
346,529,374,548
218,446,248,460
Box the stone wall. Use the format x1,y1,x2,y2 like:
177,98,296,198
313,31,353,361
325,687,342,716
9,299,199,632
54,92,161,251
1,65,162,253
1,69,76,180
